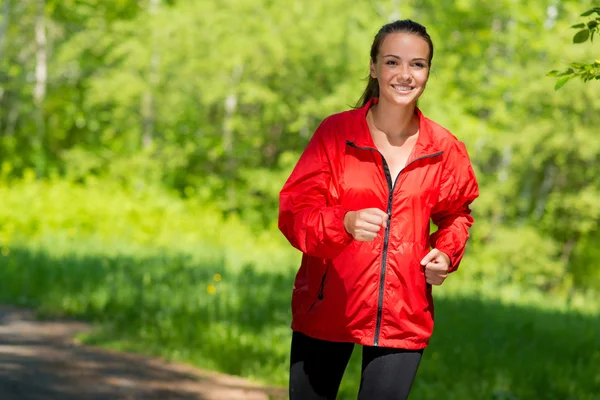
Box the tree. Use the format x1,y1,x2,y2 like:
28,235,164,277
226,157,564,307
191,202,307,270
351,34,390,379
548,7,600,89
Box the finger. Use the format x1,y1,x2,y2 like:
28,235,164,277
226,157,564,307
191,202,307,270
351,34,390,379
359,228,379,237
425,273,437,285
356,231,377,242
360,208,389,230
366,208,389,221
429,248,451,267
425,262,449,274
361,211,386,226
426,277,444,286
382,212,390,228
425,271,446,286
425,267,447,279
362,208,388,227
357,222,383,233
420,249,439,266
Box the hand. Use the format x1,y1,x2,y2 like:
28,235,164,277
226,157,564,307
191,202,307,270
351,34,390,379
420,249,451,286
343,208,388,242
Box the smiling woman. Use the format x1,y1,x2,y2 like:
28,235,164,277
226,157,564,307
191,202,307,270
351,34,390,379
371,35,430,106
357,19,434,109
278,19,479,400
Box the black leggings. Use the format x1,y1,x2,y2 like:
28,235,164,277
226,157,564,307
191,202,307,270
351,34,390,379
289,331,423,400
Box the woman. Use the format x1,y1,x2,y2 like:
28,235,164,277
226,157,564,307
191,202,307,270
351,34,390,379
279,19,479,399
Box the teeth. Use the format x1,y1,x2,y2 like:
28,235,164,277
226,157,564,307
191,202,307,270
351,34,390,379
394,86,412,91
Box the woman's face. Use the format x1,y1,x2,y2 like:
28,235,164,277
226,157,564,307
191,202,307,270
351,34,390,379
370,33,431,107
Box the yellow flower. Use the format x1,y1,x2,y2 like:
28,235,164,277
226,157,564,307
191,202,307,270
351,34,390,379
1,247,8,256
207,284,217,294
213,273,222,282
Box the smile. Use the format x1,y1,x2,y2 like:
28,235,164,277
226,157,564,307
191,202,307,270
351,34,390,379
392,85,415,93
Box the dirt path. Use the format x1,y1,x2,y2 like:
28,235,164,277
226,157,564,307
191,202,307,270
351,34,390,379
0,306,286,400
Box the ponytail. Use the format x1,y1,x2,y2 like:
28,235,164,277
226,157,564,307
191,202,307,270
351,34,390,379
356,76,380,108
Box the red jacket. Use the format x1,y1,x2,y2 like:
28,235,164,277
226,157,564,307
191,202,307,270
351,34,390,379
279,98,479,349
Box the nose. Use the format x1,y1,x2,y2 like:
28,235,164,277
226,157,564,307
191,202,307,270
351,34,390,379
399,63,411,80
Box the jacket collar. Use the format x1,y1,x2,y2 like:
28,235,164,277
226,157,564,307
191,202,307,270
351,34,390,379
347,97,442,157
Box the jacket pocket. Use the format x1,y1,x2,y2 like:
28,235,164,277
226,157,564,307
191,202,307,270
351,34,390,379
307,266,328,312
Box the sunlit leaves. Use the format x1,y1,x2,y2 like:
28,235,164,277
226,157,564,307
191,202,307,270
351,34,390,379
581,7,600,17
550,7,600,89
573,29,590,43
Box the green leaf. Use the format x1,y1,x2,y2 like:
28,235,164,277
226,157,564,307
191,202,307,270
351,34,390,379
547,70,560,77
573,29,590,43
581,8,600,17
554,76,570,90
571,23,585,29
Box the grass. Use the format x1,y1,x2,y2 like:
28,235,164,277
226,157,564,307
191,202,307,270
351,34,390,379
0,243,293,382
1,178,599,399
1,242,599,399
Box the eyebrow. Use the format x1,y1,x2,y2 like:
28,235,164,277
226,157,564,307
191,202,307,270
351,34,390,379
382,54,428,62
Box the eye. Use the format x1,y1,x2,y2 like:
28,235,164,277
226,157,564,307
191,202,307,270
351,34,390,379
385,60,397,66
413,62,426,68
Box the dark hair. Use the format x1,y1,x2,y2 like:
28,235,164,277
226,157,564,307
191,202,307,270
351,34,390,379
356,20,434,108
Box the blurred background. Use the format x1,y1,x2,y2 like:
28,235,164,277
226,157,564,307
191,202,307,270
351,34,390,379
0,0,599,399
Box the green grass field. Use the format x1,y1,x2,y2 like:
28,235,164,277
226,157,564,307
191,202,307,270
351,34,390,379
2,243,599,399
1,179,599,399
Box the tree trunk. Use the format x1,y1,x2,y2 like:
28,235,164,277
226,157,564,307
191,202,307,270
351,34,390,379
0,0,10,135
533,164,556,219
560,236,577,306
34,0,47,170
0,0,9,74
142,0,159,149
5,99,19,138
222,64,243,175
221,64,243,209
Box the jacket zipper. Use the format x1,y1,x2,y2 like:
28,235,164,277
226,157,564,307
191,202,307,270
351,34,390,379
347,140,443,346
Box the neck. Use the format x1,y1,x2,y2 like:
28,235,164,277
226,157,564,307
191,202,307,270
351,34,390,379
370,99,418,140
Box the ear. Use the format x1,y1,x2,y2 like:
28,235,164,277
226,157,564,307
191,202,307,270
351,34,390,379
369,59,377,79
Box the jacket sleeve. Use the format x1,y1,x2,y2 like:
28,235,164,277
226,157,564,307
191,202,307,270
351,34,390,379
430,141,479,273
278,117,353,259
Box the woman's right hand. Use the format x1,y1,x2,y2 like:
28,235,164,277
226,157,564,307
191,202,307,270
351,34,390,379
343,208,389,242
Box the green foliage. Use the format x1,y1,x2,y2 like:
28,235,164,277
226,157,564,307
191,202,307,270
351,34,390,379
548,7,600,89
0,0,600,393
570,230,600,289
0,0,598,295
467,226,565,291
1,240,599,399
0,177,598,397
0,176,298,271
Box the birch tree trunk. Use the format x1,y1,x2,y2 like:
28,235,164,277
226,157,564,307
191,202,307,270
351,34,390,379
0,0,9,75
142,0,159,149
222,64,243,177
34,0,47,167
0,0,10,135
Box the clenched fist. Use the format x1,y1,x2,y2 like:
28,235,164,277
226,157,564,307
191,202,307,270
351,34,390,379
420,248,451,286
343,208,389,242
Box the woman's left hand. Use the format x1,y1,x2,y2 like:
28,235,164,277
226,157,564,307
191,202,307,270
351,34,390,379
420,249,451,286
